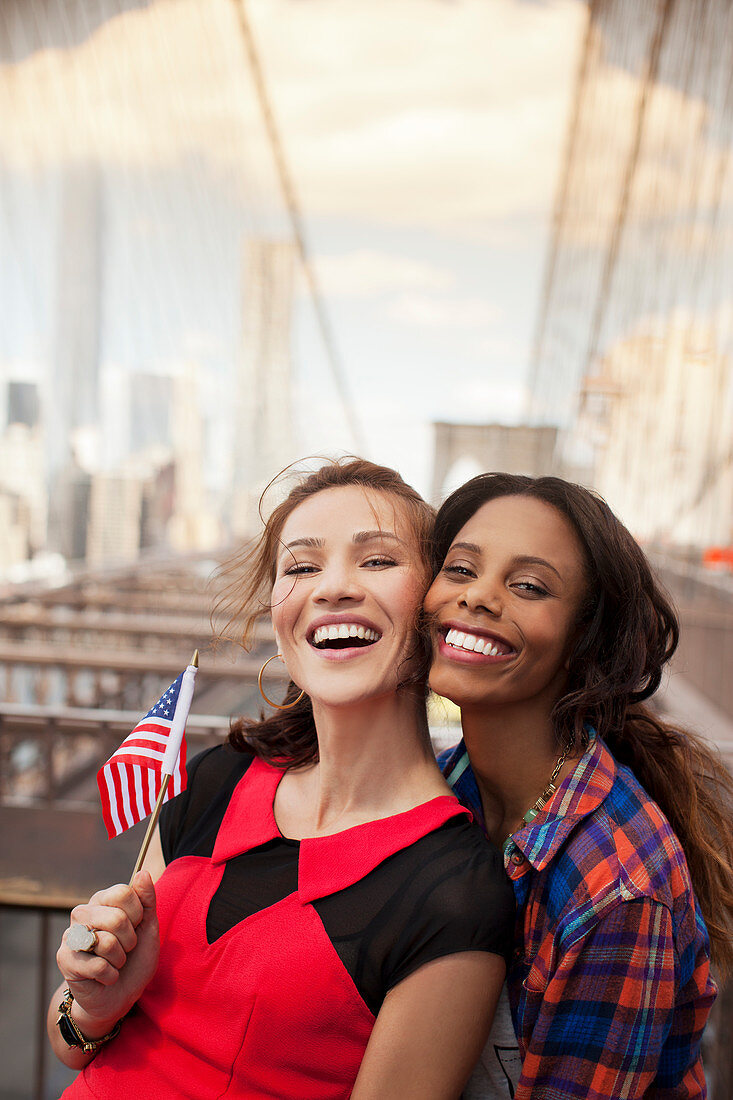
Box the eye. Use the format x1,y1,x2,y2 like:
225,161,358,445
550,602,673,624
511,580,550,597
282,562,319,577
362,555,398,568
442,563,475,579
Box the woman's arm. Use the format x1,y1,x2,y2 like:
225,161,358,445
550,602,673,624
140,823,166,882
351,951,505,1100
46,832,166,1069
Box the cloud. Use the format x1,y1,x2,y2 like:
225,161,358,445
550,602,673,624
539,61,727,247
0,0,586,228
312,249,453,297
388,293,503,329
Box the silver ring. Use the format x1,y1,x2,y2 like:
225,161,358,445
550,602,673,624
67,924,99,953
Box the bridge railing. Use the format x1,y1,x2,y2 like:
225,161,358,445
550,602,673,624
0,706,233,1099
0,703,231,805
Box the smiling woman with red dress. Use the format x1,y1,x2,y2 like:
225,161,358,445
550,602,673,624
47,458,514,1100
426,472,733,1100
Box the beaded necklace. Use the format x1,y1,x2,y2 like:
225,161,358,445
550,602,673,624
502,743,570,855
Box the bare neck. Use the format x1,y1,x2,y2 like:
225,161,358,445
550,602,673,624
275,690,448,839
459,699,574,848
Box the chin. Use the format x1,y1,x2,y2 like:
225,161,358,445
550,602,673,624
427,672,459,707
311,683,393,710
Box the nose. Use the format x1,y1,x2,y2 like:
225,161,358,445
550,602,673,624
458,578,503,618
310,561,364,605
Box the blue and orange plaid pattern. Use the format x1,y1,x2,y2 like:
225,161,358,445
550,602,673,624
439,734,717,1099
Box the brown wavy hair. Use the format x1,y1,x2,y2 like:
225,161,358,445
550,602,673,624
215,457,435,770
432,472,733,974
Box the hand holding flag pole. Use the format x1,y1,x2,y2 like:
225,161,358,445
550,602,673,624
96,651,199,882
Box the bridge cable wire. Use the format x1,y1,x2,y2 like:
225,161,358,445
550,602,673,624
230,0,367,455
582,0,675,383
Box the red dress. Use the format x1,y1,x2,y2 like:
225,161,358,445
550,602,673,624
61,756,494,1099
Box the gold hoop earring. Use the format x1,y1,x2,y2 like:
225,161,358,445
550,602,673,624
257,654,305,710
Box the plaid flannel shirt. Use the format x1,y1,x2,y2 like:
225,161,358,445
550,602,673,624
439,734,717,1099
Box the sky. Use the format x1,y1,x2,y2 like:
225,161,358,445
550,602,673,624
0,0,587,500
249,0,587,493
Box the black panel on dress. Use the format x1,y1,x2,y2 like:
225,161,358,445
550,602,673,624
206,838,299,943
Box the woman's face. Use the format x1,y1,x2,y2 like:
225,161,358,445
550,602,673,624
270,486,427,709
425,494,588,713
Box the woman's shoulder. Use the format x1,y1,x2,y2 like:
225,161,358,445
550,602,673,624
159,741,258,862
187,740,258,788
347,814,515,999
405,815,515,932
548,759,697,930
595,761,690,883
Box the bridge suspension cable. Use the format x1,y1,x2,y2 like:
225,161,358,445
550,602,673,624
231,0,367,455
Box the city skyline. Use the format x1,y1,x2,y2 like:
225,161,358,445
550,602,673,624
0,0,731,578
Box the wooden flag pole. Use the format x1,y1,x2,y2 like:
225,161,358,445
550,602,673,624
129,777,171,882
129,650,199,884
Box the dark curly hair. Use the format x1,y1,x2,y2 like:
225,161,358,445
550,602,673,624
432,472,733,974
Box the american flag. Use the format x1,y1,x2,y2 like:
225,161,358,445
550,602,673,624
97,673,189,839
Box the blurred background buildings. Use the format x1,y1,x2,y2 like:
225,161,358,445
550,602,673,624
0,0,732,1096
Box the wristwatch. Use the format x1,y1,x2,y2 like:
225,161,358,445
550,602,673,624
56,989,122,1055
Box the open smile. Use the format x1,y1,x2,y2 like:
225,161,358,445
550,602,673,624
308,619,382,652
437,623,517,663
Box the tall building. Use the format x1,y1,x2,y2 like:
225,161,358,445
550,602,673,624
168,364,221,551
0,489,31,574
49,166,103,477
7,380,40,428
86,472,142,566
0,421,47,552
431,423,558,504
231,238,297,536
528,0,733,543
129,372,173,454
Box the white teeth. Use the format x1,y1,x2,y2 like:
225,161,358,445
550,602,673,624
445,629,506,657
312,623,381,646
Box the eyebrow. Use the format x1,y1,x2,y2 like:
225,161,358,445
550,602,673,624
353,530,401,545
448,543,563,581
282,537,323,552
281,530,402,554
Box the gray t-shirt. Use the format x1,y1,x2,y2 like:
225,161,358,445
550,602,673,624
463,985,522,1099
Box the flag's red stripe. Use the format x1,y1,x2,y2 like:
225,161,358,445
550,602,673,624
129,721,173,737
117,765,134,831
109,763,127,835
99,767,115,838
121,730,171,746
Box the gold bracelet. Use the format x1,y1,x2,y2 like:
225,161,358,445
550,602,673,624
56,989,123,1055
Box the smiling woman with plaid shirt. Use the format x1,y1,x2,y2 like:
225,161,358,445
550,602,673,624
426,473,733,1100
